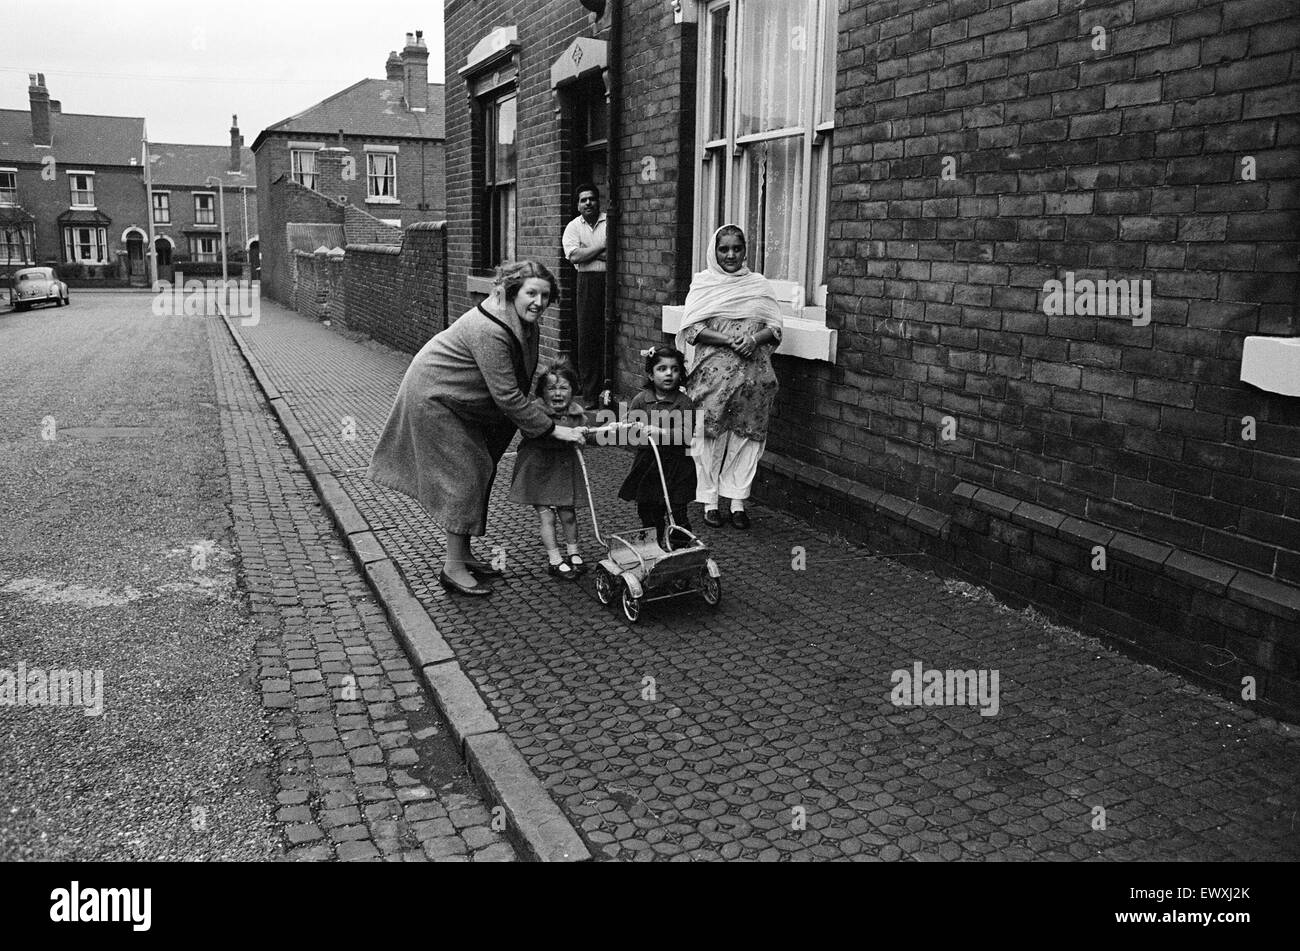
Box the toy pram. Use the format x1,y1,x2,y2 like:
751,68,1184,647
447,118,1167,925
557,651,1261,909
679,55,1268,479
575,422,722,623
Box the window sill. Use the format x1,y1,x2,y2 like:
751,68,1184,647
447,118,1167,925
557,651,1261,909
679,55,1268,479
1241,336,1300,397
365,197,401,205
661,305,838,363
467,274,495,296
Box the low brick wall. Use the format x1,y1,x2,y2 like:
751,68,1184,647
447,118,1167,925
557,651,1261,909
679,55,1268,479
292,249,345,322
341,221,448,354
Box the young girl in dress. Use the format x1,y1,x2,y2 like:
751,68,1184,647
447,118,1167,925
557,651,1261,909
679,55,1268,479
618,345,698,550
509,361,590,579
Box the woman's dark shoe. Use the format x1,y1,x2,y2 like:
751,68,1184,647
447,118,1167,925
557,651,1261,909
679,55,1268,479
548,561,578,581
439,570,492,597
464,557,503,577
567,555,590,576
703,508,725,528
729,510,751,530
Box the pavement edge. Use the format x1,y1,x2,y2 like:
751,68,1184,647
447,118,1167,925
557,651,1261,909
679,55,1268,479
219,313,593,863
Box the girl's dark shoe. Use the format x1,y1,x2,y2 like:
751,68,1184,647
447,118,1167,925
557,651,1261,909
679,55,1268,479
567,555,590,576
730,510,751,530
548,561,578,581
439,570,492,597
703,509,725,528
464,557,503,577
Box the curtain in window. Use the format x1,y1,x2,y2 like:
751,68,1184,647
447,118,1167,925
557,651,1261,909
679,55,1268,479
746,136,803,283
369,154,395,197
737,0,812,136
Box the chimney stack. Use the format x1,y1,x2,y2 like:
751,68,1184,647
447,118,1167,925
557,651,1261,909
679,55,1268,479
229,114,243,172
400,30,429,112
28,73,51,146
385,50,403,81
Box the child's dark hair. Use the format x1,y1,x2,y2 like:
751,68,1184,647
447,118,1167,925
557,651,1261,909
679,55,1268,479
534,359,580,398
642,345,686,388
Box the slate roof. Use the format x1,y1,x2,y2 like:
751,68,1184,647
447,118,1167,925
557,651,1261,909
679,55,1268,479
252,79,444,150
149,143,256,186
287,222,346,253
0,109,145,166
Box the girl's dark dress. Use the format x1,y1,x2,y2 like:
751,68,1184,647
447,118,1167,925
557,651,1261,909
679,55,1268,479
508,403,588,507
618,389,697,539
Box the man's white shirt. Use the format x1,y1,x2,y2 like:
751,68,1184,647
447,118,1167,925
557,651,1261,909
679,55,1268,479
563,213,608,273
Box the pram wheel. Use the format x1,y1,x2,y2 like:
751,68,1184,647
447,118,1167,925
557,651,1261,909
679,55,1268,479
594,567,616,606
699,568,722,608
620,584,643,623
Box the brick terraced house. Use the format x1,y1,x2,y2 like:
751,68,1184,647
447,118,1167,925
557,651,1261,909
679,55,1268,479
442,0,1300,714
0,74,149,285
254,32,448,304
148,116,259,283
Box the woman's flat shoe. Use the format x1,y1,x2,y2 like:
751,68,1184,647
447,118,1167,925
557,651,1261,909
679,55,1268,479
464,557,503,577
548,561,578,581
439,570,492,596
703,509,725,528
730,510,751,530
567,556,590,576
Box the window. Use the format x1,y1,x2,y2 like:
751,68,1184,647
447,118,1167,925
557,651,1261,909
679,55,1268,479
0,169,16,205
366,152,397,200
189,236,219,263
480,91,517,269
69,172,95,207
1,223,34,264
152,191,170,224
194,193,216,225
63,226,107,263
291,149,317,189
694,0,837,304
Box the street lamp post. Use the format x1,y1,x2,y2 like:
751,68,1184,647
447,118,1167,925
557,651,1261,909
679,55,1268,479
204,176,228,284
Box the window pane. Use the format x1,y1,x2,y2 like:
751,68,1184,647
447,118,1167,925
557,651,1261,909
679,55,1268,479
737,0,812,135
708,7,729,141
744,135,803,283
496,95,517,182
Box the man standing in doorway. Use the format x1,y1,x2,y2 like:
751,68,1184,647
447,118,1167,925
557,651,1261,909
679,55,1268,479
562,184,607,408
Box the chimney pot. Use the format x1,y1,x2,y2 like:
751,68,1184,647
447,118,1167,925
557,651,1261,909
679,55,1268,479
399,34,430,112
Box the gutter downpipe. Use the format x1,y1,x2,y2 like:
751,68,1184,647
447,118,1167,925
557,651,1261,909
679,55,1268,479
601,0,622,407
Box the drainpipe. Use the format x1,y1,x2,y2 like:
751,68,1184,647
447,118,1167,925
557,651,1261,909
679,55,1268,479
144,129,158,286
601,0,622,407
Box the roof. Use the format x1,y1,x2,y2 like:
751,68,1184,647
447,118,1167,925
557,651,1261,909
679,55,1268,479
252,79,444,151
149,142,256,186
287,222,345,253
0,109,144,166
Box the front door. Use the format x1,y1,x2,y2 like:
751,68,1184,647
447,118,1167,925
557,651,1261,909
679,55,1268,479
154,238,173,283
126,236,145,283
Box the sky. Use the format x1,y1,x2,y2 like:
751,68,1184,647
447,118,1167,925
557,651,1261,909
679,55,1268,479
0,0,447,145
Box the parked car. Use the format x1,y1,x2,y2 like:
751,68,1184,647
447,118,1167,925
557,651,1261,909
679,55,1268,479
9,266,69,311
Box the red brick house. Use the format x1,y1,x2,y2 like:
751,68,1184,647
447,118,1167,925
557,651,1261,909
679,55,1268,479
0,74,149,284
148,116,258,282
442,1,1300,713
253,32,448,304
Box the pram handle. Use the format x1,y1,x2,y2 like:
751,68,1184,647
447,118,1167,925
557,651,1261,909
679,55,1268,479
572,421,680,549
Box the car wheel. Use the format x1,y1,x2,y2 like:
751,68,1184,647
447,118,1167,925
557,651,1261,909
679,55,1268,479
15,302,27,312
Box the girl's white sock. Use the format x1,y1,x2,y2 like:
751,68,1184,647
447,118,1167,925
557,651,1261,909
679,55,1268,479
566,543,581,557
730,499,745,512
546,548,563,566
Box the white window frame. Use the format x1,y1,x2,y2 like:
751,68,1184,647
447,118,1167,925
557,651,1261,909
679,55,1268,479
152,190,171,224
193,191,217,226
0,168,16,206
68,171,95,209
63,226,108,264
189,236,219,263
364,147,399,203
290,148,318,190
665,0,838,361
1,222,35,264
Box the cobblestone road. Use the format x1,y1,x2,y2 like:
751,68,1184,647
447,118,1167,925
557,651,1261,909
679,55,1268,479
207,317,515,862
231,298,1299,862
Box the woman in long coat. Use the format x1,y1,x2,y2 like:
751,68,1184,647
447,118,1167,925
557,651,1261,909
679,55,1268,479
368,260,585,596
676,224,784,530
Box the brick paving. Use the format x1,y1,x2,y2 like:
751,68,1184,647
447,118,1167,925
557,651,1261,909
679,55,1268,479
207,318,516,862
229,298,1300,862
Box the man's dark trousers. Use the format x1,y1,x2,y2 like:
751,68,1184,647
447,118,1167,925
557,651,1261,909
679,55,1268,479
575,271,607,406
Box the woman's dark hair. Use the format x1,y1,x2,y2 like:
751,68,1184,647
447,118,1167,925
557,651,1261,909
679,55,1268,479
496,260,560,308
534,359,580,398
642,345,686,387
715,224,746,249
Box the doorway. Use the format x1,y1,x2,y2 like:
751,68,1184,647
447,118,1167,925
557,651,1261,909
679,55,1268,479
126,234,145,284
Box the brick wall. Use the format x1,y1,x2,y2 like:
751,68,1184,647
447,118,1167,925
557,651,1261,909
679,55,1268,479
341,222,448,353
292,248,344,320
258,174,344,304
344,204,402,245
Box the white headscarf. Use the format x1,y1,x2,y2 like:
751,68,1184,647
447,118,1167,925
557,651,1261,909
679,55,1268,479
675,224,783,353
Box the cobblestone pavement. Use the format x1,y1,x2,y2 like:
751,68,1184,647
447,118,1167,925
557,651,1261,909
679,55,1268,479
207,318,515,862
231,298,1300,862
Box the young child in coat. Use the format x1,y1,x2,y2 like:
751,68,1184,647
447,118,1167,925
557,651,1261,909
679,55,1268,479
509,361,589,579
618,345,698,550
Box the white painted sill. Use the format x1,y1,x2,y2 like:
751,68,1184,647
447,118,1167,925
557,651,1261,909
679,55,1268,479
1241,336,1300,397
365,197,401,205
661,305,838,363
467,274,495,296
